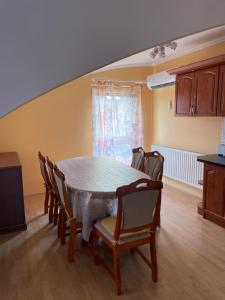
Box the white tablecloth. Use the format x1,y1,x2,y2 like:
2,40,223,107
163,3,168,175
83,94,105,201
67,188,117,240
57,157,149,241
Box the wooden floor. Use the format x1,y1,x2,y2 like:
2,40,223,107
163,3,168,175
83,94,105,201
1,185,225,300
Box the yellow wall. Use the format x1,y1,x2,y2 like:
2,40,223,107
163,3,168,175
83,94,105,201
152,42,225,154
0,67,152,195
152,86,222,153
1,41,225,197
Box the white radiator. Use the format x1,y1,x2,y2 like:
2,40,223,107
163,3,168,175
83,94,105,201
151,144,204,189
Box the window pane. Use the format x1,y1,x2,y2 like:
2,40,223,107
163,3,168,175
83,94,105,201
92,84,143,164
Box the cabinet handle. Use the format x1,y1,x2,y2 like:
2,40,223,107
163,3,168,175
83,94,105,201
189,105,193,114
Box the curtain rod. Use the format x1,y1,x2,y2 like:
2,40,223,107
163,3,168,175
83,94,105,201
91,77,147,85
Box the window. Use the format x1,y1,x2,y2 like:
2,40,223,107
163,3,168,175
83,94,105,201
92,82,143,164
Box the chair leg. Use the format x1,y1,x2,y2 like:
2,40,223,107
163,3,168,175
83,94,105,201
157,196,162,227
157,214,161,227
113,248,121,296
68,219,76,263
130,248,135,255
53,200,59,226
150,233,158,282
93,230,100,265
60,210,66,245
48,192,54,223
58,207,62,239
58,208,62,238
44,186,49,214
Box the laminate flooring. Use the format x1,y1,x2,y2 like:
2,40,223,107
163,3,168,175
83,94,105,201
1,185,225,300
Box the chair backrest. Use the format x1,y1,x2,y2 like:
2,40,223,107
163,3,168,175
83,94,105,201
46,156,54,188
38,152,51,189
53,164,73,219
114,178,163,240
131,147,145,171
144,151,164,181
46,156,57,195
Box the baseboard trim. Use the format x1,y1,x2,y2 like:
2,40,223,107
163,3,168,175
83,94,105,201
164,178,202,199
24,192,44,198
0,223,27,234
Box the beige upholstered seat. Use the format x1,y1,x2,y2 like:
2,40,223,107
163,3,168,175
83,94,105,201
95,216,151,242
93,178,163,295
131,147,145,171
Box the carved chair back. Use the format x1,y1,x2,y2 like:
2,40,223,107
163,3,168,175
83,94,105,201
144,151,164,181
131,147,145,171
38,152,51,190
114,178,163,240
53,165,73,220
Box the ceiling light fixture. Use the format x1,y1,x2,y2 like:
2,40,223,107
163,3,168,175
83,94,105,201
150,41,177,59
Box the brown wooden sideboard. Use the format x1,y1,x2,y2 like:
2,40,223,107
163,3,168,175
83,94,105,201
0,152,27,233
197,154,225,228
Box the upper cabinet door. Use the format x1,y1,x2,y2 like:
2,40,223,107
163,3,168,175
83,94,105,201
175,72,195,116
194,66,219,116
217,64,225,116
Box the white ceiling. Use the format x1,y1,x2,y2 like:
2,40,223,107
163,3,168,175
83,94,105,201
2,1,225,117
97,24,225,71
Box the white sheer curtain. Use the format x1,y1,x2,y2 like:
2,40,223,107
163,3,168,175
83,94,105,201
92,82,144,164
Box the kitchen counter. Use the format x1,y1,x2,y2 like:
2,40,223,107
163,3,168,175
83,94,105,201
197,154,225,167
197,153,225,229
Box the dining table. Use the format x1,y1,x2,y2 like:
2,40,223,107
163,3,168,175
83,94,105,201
57,156,150,241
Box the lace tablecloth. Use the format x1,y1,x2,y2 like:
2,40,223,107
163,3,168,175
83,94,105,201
57,157,149,241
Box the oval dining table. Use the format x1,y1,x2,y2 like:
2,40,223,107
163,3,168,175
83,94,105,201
57,156,150,241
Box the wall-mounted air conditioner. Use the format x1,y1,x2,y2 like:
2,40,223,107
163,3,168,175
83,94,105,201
147,71,176,90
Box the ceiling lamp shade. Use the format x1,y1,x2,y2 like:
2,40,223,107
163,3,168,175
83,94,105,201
150,41,177,59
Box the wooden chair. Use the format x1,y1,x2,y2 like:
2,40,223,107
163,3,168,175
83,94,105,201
46,157,60,227
131,147,145,171
144,151,164,226
143,151,164,181
47,158,71,243
53,165,82,262
93,178,163,295
38,152,54,223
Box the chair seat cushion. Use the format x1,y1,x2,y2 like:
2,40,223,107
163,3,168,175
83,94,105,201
95,216,151,244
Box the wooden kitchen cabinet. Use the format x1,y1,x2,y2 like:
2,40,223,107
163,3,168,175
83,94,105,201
217,64,225,116
197,155,225,228
175,66,219,116
175,72,195,115
170,55,225,116
203,164,225,217
194,66,219,116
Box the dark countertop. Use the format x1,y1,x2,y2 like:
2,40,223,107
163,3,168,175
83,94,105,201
197,154,225,167
0,152,21,169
